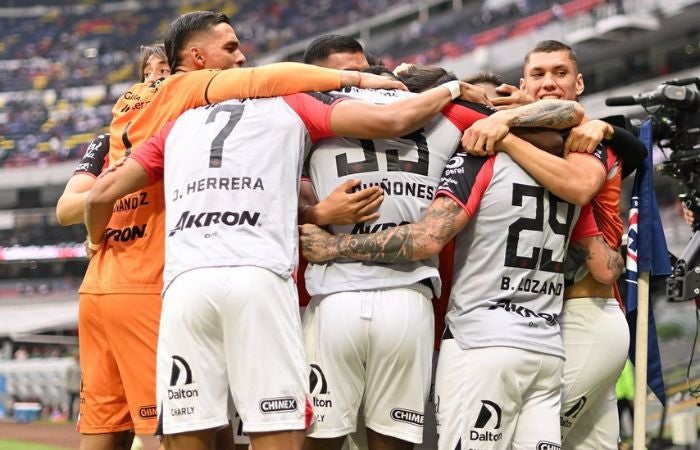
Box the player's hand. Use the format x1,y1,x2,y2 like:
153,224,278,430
314,179,383,225
457,82,492,107
682,202,695,227
564,119,614,154
393,63,414,77
461,112,510,156
491,84,534,110
98,156,128,178
84,238,101,260
358,72,408,91
299,224,338,262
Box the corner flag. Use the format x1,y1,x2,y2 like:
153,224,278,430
624,119,672,406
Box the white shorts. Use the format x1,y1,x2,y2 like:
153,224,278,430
303,285,434,443
435,340,563,450
156,266,310,435
560,298,629,449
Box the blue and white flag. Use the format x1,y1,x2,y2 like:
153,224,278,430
624,119,672,406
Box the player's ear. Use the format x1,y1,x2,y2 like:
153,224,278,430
189,46,205,68
575,73,584,97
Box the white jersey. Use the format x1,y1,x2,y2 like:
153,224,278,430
131,94,340,291
305,88,490,297
435,152,599,358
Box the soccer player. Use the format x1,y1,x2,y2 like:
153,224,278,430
301,63,585,450
56,44,170,227
462,40,646,449
83,76,487,450
304,34,370,71
298,121,611,450
74,10,407,450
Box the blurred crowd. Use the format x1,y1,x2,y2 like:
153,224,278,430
0,0,698,167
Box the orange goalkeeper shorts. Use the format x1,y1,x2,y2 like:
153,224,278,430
78,292,161,434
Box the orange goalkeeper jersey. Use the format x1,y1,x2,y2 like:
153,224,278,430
592,146,623,250
80,63,345,294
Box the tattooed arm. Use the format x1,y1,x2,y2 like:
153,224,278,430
299,196,468,263
461,99,583,155
569,235,624,285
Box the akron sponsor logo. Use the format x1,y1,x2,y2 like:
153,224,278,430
488,299,558,326
470,400,502,442
139,404,157,419
259,397,298,414
536,441,561,450
351,220,410,235
168,210,260,236
390,408,424,426
104,224,147,243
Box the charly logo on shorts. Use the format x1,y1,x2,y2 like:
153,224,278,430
168,355,199,400
138,404,157,419
390,408,424,426
470,400,502,442
560,396,587,428
536,442,561,450
259,397,298,414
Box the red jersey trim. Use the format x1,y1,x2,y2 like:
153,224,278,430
282,93,343,143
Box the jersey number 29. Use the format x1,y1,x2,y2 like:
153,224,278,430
505,183,576,273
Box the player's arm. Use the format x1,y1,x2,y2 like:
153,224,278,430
84,159,150,248
329,81,487,139
567,204,624,284
566,118,647,175
461,99,584,154
56,133,109,225
56,174,96,226
605,124,647,178
568,235,624,285
300,196,468,263
207,62,406,103
497,134,606,205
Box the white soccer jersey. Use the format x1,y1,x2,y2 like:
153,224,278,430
305,88,491,297
436,152,600,358
131,94,341,291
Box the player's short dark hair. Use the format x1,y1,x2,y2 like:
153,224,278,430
396,65,457,93
304,34,365,65
362,65,398,80
138,43,167,82
461,70,502,87
365,52,384,67
164,11,231,73
524,40,579,72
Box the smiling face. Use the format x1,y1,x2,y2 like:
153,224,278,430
520,50,584,101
